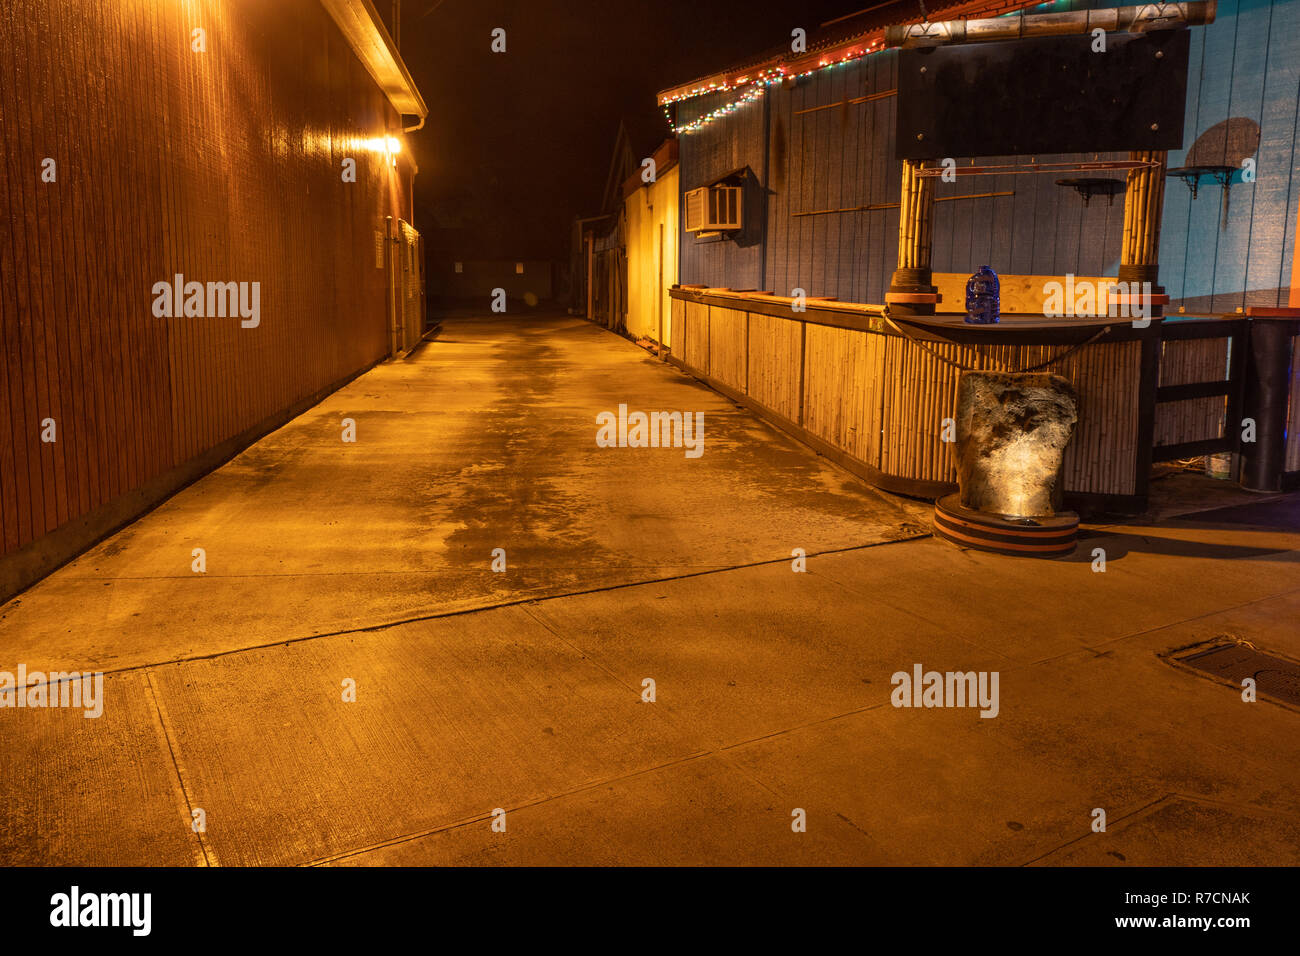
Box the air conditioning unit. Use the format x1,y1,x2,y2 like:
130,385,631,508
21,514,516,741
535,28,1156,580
684,185,742,233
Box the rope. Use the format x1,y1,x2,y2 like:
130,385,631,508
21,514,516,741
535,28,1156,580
880,308,1113,373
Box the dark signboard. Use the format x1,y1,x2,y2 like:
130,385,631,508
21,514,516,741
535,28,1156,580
896,29,1190,160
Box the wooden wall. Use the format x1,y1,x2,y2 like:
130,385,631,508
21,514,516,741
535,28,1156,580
0,0,413,589
677,0,1300,313
764,55,901,306
624,164,680,346
672,291,1148,501
1161,0,1300,313
677,86,769,293
678,49,1130,302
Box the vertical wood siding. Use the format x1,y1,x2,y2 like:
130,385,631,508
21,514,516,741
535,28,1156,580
1161,0,1300,312
624,165,679,346
677,86,769,293
678,1,1299,311
0,0,411,565
680,49,1129,301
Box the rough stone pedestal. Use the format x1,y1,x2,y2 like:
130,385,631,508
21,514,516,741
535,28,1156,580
933,371,1081,557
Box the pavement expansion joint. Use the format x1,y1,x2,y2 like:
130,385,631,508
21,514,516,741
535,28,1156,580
49,533,935,682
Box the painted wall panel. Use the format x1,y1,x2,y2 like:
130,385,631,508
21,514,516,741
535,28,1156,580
676,1,1298,312
1161,0,1300,311
625,165,679,345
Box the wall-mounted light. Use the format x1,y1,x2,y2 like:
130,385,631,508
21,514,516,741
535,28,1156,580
355,136,402,167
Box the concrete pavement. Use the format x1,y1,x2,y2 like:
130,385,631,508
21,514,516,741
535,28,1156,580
2,312,1298,866
0,314,929,676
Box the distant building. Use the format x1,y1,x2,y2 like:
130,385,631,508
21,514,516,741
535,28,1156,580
434,259,555,306
573,118,678,334
421,190,560,309
624,139,681,347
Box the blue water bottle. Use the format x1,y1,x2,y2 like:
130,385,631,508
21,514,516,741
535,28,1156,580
965,265,1000,325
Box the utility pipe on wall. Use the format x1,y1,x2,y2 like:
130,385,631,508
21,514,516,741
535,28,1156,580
385,215,401,357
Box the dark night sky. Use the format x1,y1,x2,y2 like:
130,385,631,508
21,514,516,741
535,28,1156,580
390,0,877,260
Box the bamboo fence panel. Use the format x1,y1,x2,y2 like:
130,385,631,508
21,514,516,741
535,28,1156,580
683,301,709,371
670,296,686,355
745,311,803,421
1154,337,1230,446
707,307,748,392
878,335,965,482
1154,397,1227,446
1056,340,1142,494
673,295,1145,496
1158,337,1229,386
859,333,887,467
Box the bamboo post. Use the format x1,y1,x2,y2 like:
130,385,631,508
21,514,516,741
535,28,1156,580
1119,149,1168,318
887,159,939,316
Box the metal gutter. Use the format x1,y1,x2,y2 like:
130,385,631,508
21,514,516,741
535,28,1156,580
319,0,428,121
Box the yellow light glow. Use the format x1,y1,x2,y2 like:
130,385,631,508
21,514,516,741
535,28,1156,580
355,136,401,155
350,135,404,167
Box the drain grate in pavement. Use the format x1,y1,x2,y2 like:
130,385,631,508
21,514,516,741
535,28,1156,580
1176,643,1300,705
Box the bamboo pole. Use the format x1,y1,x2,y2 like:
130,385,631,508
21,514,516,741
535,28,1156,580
887,3,1217,47
897,158,937,271
1122,150,1167,269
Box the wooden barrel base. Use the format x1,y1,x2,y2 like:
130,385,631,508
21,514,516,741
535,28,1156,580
933,494,1078,557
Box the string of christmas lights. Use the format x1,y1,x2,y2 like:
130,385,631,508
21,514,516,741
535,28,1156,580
661,37,888,135
659,1,1060,134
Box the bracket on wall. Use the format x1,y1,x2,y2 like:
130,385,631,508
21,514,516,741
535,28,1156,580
1167,165,1235,230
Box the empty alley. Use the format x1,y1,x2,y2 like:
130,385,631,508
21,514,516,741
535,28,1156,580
2,313,1299,867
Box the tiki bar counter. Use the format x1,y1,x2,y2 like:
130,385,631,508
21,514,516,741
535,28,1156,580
669,284,1298,508
658,2,1300,550
669,285,1158,514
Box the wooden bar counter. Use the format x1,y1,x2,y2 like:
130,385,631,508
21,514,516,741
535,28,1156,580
668,286,1161,513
